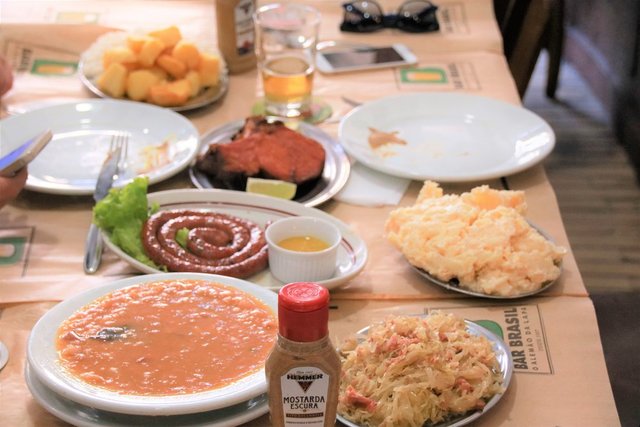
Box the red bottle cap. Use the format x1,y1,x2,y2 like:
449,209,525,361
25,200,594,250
278,282,330,342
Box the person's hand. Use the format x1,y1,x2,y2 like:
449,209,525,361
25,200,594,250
0,167,28,209
0,55,14,98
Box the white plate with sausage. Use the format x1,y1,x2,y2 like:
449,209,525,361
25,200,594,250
101,189,368,290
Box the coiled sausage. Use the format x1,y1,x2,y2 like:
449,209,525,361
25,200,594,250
142,210,268,278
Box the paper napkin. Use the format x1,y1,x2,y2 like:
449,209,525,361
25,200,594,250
335,161,411,207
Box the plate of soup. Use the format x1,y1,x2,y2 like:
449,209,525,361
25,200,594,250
26,273,278,416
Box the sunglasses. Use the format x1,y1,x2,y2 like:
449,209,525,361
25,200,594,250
340,0,440,33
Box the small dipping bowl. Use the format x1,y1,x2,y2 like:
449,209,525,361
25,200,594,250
265,216,341,283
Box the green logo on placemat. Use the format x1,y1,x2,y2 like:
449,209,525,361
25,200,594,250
475,320,504,339
400,67,448,84
0,236,27,265
55,11,99,24
31,59,78,76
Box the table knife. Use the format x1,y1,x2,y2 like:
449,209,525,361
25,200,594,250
83,144,123,274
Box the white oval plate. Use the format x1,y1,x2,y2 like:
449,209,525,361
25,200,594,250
102,189,368,291
26,272,277,416
411,265,560,299
25,363,269,427
79,31,229,112
189,120,351,207
337,318,513,427
338,93,555,182
0,100,200,195
79,63,229,113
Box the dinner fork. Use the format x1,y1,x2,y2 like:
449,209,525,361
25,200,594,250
83,132,129,274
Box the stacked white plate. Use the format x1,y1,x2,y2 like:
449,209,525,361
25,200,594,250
25,273,276,427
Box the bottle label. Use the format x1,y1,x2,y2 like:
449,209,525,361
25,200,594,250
234,0,255,56
280,367,330,426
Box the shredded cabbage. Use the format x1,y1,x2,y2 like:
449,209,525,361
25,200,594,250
338,312,504,427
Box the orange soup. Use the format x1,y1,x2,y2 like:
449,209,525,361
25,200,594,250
56,279,277,395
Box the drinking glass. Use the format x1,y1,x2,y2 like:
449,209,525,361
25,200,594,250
254,3,321,118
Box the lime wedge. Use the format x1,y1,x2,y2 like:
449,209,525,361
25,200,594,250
246,178,297,200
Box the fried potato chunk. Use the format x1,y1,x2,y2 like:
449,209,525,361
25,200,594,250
148,25,182,49
102,46,136,70
198,53,221,87
97,63,127,98
148,79,191,106
138,37,165,68
126,69,162,101
156,54,187,79
172,41,201,70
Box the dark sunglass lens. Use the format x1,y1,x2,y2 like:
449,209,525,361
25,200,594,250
397,0,439,32
398,0,433,14
348,1,384,18
341,1,385,32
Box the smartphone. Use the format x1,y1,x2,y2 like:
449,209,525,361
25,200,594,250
0,130,53,177
316,43,417,74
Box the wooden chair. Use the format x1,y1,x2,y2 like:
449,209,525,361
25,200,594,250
494,0,565,99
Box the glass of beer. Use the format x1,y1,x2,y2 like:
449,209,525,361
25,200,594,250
254,3,321,118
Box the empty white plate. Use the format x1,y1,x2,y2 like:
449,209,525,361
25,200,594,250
338,93,555,182
0,100,199,195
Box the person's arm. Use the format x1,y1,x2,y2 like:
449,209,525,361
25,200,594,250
0,167,28,209
0,54,22,209
0,54,14,97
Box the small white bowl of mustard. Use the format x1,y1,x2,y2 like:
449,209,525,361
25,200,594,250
265,216,341,284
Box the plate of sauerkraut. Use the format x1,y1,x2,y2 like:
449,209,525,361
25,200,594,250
337,312,513,427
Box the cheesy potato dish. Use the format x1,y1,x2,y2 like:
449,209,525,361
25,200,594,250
385,181,566,296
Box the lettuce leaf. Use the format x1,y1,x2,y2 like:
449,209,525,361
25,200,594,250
175,227,190,249
93,176,159,268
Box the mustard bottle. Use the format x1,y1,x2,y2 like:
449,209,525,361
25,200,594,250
266,282,341,426
215,0,257,74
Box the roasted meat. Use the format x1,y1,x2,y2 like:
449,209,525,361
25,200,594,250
196,116,325,188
